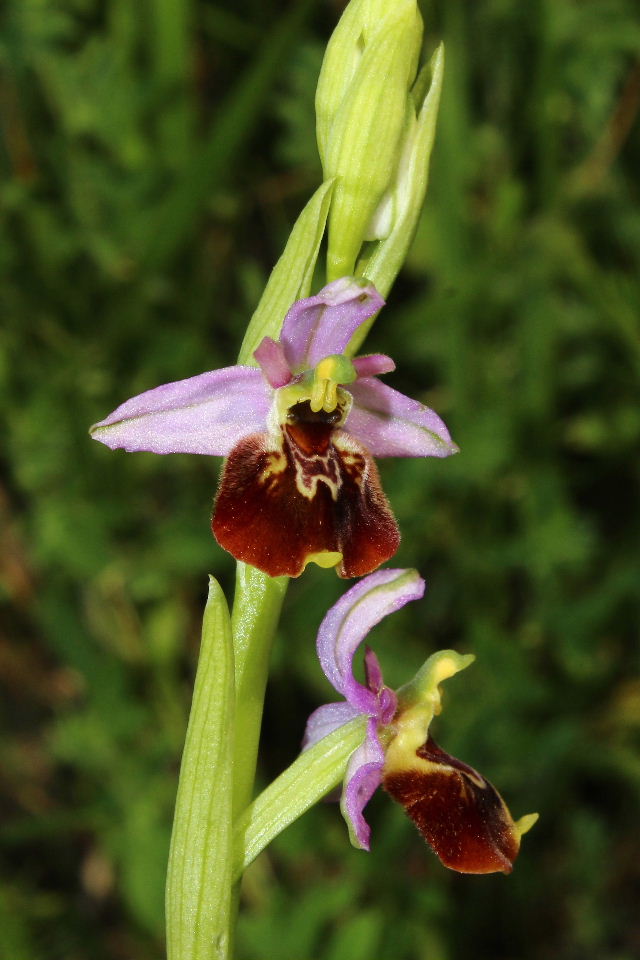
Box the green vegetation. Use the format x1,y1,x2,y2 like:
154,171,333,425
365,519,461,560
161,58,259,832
1,1,638,958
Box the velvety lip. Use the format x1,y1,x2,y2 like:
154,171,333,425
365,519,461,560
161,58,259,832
212,408,399,579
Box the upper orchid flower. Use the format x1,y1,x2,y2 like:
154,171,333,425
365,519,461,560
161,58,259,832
303,568,537,872
90,278,457,578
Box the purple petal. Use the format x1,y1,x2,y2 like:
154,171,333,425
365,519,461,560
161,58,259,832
302,701,361,751
90,366,272,456
363,647,384,693
340,718,385,850
364,647,398,725
353,354,396,378
345,378,459,458
280,278,385,372
317,568,425,716
378,686,398,726
254,337,293,388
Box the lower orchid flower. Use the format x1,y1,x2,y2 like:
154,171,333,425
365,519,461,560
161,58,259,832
303,568,538,872
90,278,458,578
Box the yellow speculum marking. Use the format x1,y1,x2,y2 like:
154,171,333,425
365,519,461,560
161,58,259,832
293,463,341,501
262,449,287,480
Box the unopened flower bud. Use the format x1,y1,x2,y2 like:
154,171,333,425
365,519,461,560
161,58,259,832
317,0,424,280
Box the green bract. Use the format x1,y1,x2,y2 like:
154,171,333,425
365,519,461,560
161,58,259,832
238,178,335,363
349,44,445,354
360,46,445,286
232,716,367,879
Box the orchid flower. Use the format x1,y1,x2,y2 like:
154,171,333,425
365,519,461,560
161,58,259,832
91,277,457,578
303,568,537,872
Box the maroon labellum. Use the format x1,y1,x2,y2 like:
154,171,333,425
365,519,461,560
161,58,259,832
212,401,400,578
383,734,523,874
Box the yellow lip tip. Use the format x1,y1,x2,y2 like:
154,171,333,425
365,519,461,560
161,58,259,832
515,812,539,837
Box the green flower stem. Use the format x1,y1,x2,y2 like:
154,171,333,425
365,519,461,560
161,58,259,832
230,563,288,818
225,565,288,952
165,577,235,960
232,716,367,880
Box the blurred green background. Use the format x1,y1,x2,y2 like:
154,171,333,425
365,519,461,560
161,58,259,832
1,0,639,958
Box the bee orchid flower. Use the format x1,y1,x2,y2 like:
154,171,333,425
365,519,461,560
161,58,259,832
90,278,457,578
303,568,538,872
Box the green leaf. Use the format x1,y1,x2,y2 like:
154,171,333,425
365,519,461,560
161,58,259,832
165,576,235,960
